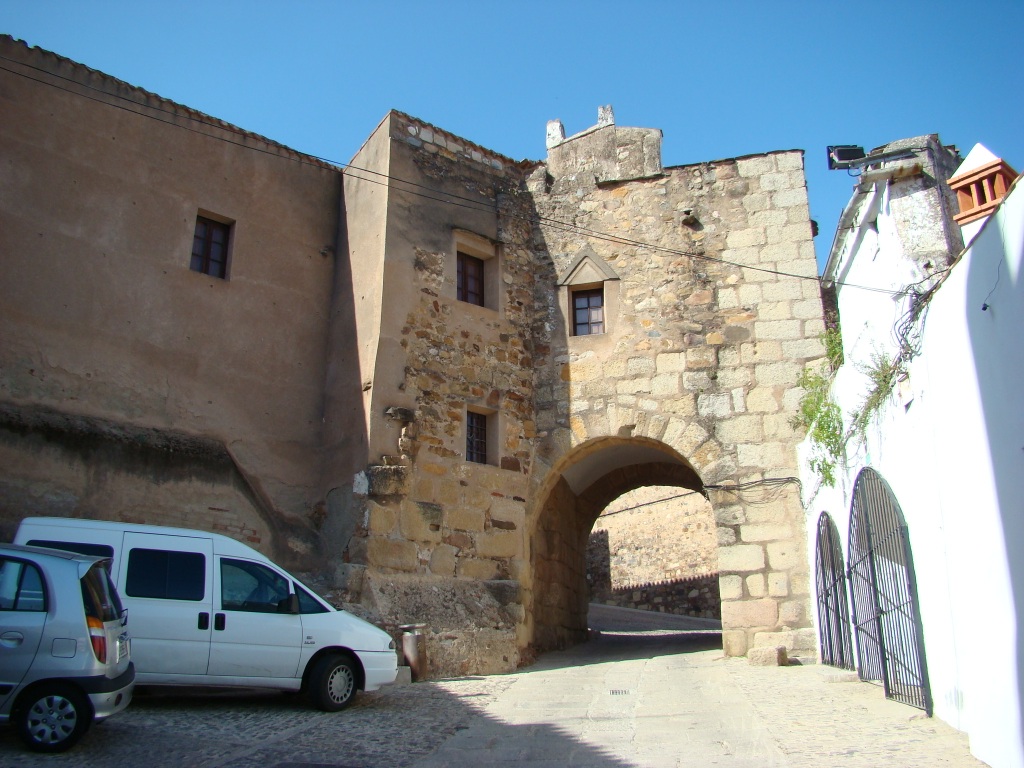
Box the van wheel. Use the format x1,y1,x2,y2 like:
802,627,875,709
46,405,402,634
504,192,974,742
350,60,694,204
16,684,91,753
308,654,358,712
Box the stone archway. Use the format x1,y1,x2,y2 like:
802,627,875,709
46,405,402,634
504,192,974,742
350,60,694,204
527,436,706,652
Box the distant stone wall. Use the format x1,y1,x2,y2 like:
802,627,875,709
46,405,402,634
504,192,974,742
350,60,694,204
591,573,721,620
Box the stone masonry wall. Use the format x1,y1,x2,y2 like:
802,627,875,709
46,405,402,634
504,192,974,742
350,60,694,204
528,121,825,658
586,485,718,588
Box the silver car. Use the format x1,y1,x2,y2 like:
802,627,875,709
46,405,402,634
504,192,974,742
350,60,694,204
0,544,134,752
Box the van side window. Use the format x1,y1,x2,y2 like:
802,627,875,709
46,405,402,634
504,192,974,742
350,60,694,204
0,558,46,612
296,584,329,614
220,558,289,613
126,548,205,601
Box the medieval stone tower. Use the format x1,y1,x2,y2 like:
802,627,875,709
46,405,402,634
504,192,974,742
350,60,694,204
334,107,824,673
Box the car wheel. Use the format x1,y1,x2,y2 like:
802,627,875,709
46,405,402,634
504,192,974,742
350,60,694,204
308,654,358,712
16,684,92,753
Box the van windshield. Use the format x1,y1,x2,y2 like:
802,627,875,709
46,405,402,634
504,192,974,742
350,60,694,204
81,563,122,622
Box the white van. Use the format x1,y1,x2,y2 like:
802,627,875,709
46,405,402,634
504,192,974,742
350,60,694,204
14,517,398,711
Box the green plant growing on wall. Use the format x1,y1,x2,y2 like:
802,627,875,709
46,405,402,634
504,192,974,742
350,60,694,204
850,351,902,440
791,328,844,486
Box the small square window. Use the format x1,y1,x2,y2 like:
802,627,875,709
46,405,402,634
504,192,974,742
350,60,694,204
572,287,604,336
191,215,231,279
466,410,488,464
458,252,485,306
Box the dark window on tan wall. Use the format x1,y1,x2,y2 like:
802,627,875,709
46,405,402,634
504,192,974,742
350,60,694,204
191,215,231,279
458,252,485,306
572,287,605,335
466,410,488,464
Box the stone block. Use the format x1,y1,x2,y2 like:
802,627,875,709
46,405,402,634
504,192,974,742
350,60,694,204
736,156,775,178
737,283,763,305
726,228,766,249
458,557,499,580
740,523,793,542
475,530,521,558
761,280,804,302
767,541,803,570
755,319,802,341
746,573,766,597
779,600,805,625
742,193,771,213
449,507,485,533
655,351,686,373
721,598,778,629
757,301,793,321
367,465,409,497
774,152,804,172
429,544,457,576
367,537,418,572
736,442,789,468
719,574,743,600
686,346,717,369
782,338,826,360
715,414,763,444
627,356,656,376
748,645,788,666
755,361,800,387
368,503,397,535
697,393,733,418
652,372,682,395
722,629,748,657
714,505,746,525
399,507,444,544
749,209,789,227
718,544,765,572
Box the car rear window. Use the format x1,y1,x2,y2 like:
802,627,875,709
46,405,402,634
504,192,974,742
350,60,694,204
81,563,122,622
126,548,205,601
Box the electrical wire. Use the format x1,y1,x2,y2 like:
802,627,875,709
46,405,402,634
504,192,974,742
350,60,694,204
596,477,802,518
0,53,903,297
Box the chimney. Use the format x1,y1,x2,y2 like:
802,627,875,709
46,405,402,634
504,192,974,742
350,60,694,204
947,157,1018,225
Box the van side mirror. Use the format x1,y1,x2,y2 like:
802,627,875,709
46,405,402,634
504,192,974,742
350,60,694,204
278,594,300,614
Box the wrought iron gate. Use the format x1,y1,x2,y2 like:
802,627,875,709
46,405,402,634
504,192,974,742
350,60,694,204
847,468,932,714
815,512,854,670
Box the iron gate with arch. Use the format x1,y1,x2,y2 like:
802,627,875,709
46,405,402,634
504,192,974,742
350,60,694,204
847,467,932,714
814,511,854,670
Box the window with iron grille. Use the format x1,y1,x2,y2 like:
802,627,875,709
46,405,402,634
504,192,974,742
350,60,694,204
466,411,488,464
457,251,485,306
191,215,231,279
572,288,604,335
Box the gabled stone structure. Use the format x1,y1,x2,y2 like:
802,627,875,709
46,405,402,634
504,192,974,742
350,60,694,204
0,36,826,676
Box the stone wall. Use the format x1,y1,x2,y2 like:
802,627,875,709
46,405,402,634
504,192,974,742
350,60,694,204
590,568,721,620
586,485,718,588
527,110,823,658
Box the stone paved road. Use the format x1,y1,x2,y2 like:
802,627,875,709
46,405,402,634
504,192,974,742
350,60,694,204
0,606,987,767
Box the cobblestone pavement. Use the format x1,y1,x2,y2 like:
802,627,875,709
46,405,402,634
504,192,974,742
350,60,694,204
0,607,988,767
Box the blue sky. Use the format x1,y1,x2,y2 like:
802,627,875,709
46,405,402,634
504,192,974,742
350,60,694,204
3,0,1022,270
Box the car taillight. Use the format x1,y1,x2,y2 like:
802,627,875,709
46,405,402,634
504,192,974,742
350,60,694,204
87,615,107,663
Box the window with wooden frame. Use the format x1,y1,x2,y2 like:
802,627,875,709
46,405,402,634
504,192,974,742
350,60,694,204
191,214,232,279
572,286,605,336
466,410,488,464
458,252,485,306
453,230,499,312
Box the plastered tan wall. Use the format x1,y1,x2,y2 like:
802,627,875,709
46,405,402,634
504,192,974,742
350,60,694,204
0,39,344,560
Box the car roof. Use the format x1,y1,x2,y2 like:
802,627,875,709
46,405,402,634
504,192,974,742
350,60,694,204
0,542,109,572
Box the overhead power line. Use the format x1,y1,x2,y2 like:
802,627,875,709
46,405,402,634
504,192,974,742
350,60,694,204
0,54,901,296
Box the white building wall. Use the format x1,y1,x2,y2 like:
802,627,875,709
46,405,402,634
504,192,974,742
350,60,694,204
800,167,1023,768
